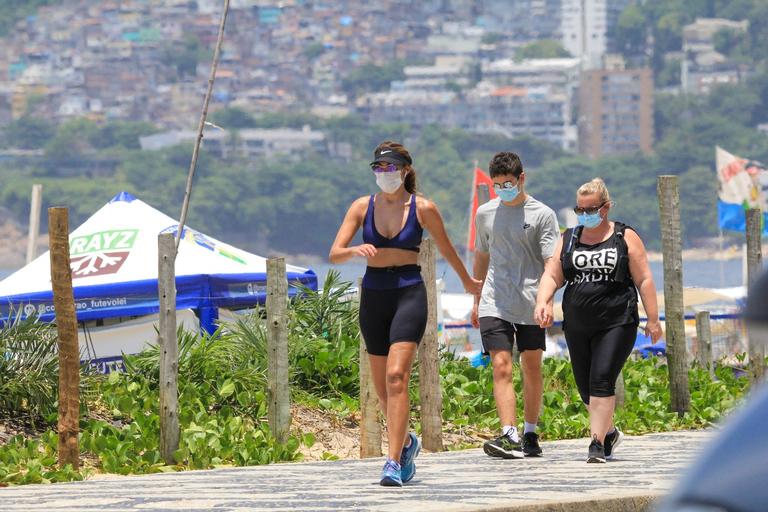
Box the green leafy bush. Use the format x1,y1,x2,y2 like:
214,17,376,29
0,274,752,486
0,317,60,421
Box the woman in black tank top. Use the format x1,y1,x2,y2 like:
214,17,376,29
534,178,662,463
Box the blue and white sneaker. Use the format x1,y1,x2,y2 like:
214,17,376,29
380,458,403,487
400,432,421,483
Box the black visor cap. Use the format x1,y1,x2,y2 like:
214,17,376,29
370,147,412,167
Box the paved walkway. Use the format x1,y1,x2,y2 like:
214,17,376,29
1,430,711,511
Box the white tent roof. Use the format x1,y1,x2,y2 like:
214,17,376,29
0,192,316,324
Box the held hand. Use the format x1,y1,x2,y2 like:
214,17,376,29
351,244,378,258
471,303,480,329
534,302,553,328
645,319,663,344
463,276,483,297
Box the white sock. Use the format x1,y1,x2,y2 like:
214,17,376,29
502,425,519,442
524,422,537,434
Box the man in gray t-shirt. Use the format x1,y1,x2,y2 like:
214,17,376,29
471,152,559,460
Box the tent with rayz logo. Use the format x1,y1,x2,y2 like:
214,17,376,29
0,192,317,369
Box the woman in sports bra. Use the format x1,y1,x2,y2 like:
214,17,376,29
329,141,481,487
534,178,662,464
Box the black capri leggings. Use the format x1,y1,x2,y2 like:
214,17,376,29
564,323,638,404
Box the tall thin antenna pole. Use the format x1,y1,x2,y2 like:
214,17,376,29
176,0,231,252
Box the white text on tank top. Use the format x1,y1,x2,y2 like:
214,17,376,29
570,247,618,284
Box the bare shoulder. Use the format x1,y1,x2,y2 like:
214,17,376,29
623,226,645,250
351,195,371,210
415,195,437,212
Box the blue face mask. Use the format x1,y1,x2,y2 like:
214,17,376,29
577,212,602,228
497,187,519,202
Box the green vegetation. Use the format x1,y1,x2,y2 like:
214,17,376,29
515,40,572,61
614,0,768,75
0,103,763,253
341,61,407,98
3,2,768,254
0,272,754,485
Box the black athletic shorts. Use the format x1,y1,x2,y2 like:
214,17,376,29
479,316,546,354
359,282,428,356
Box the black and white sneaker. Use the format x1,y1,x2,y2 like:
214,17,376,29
483,434,523,459
587,436,606,463
522,432,542,457
604,427,624,460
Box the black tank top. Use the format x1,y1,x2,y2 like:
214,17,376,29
562,223,639,331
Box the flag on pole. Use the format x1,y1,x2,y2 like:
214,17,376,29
716,146,768,235
467,168,497,252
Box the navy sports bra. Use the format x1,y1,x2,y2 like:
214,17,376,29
362,194,423,252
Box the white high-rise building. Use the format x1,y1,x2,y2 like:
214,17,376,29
561,0,631,69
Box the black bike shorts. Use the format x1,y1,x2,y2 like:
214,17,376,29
359,282,428,356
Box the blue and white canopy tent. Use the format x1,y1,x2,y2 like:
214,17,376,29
0,192,317,367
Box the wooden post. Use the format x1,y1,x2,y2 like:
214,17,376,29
158,233,179,464
695,311,714,378
26,184,42,264
359,277,382,458
418,238,443,452
267,257,290,442
49,207,79,469
657,176,690,414
615,371,625,408
746,208,765,383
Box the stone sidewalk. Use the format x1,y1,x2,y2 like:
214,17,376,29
0,430,711,512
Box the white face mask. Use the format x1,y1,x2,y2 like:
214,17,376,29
375,172,403,194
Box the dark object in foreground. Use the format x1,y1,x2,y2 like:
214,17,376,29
658,270,768,512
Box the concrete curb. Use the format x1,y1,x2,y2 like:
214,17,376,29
470,494,658,511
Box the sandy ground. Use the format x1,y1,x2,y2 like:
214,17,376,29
290,404,488,462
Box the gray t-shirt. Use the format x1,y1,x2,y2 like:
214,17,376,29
475,195,559,324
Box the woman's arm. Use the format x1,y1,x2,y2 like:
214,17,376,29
419,199,482,296
625,228,663,344
329,197,377,264
534,235,565,328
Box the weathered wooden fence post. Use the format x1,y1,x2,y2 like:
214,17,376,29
657,176,691,414
746,208,765,383
49,207,79,469
267,257,290,442
615,371,625,408
418,238,443,451
695,311,714,378
158,233,179,464
26,184,42,264
358,277,382,458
